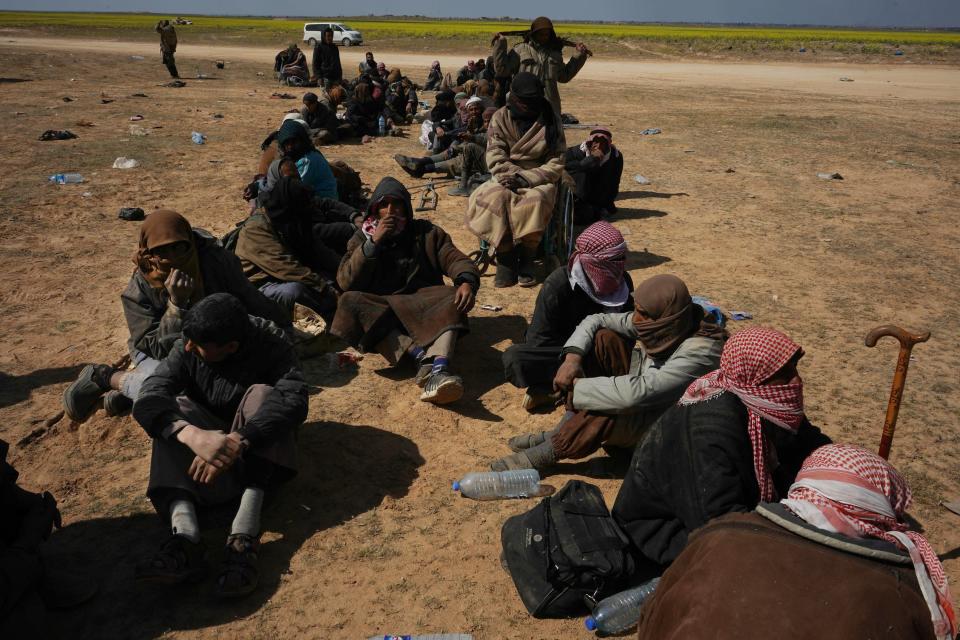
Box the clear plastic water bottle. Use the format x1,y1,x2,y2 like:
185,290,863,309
585,577,660,635
378,114,387,136
191,131,206,144
49,173,84,184
452,470,540,500
367,635,472,640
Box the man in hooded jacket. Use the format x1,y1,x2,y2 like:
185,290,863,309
331,177,480,405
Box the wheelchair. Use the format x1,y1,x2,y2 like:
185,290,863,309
468,180,575,277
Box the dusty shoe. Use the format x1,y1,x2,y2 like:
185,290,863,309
215,534,260,599
135,535,207,586
447,185,473,197
507,431,550,453
413,362,433,387
491,440,557,471
102,390,133,417
62,364,112,423
517,246,539,288
521,389,562,413
393,154,423,178
420,370,464,405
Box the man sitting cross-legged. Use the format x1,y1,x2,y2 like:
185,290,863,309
132,293,307,598
331,177,480,405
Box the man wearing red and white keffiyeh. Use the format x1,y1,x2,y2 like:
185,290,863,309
781,444,956,640
680,326,805,501
566,220,629,307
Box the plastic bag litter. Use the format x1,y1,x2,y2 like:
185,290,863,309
113,157,141,169
816,172,843,180
634,174,651,185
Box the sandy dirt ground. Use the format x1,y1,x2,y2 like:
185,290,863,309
0,37,958,640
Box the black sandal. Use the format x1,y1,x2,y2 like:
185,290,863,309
215,534,260,598
134,535,207,585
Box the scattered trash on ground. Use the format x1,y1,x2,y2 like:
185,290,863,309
100,98,114,104
129,115,144,121
112,157,140,169
270,92,297,99
49,173,83,184
191,131,207,144
74,120,95,127
640,128,661,135
130,93,149,98
82,192,92,198
839,77,854,82
212,113,223,119
816,172,843,180
161,80,186,88
129,125,148,136
38,130,77,141
894,49,904,56
61,96,74,102
730,311,753,321
633,174,651,185
725,168,736,173
215,60,225,69
118,207,145,221
479,304,503,312
129,55,144,61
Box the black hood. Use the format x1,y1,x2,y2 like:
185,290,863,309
366,177,413,220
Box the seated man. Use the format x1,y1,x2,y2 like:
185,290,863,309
424,60,443,90
501,222,634,413
275,43,309,85
564,127,624,224
132,293,306,598
357,51,378,77
331,177,480,405
62,210,288,423
345,82,384,138
237,161,355,320
612,326,832,570
465,72,566,288
275,119,338,200
299,91,341,145
384,72,418,126
494,274,725,471
0,440,97,636
636,444,954,640
456,60,477,87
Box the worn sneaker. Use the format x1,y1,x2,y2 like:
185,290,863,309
419,371,464,405
62,364,112,423
447,185,473,197
521,389,562,413
102,390,133,417
393,154,423,178
413,362,433,388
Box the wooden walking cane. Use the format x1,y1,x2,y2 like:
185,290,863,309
864,325,930,459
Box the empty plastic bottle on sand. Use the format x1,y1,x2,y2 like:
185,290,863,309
49,173,84,184
191,131,206,144
378,114,387,136
367,635,472,640
585,577,660,635
453,470,540,500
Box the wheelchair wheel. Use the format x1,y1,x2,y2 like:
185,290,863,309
468,248,493,275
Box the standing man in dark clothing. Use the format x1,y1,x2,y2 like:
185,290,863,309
156,19,179,79
311,28,342,90
564,127,624,224
133,293,307,598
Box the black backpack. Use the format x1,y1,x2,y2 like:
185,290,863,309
500,480,636,618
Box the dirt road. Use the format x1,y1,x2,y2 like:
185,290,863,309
3,35,960,100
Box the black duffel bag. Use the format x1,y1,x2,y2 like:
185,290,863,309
501,480,636,618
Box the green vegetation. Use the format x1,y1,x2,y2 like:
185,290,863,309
1,11,958,52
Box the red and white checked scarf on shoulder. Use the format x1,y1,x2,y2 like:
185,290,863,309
679,327,805,501
781,444,956,639
567,221,628,305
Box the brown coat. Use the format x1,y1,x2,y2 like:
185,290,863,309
635,507,936,640
464,107,565,248
331,178,480,352
234,213,328,291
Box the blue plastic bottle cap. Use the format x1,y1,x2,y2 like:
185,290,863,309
452,481,460,492
585,617,597,631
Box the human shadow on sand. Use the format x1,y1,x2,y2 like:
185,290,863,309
617,190,689,200
45,421,423,640
626,249,672,270
0,366,84,409
614,207,669,222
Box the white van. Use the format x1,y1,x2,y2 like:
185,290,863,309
303,22,363,47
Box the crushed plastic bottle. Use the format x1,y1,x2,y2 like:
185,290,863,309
453,470,540,500
585,577,660,635
191,131,207,144
113,157,141,169
48,173,84,184
367,635,472,640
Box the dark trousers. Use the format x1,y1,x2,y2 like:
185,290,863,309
551,329,634,459
311,221,355,274
502,344,564,391
162,51,179,78
147,385,297,517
